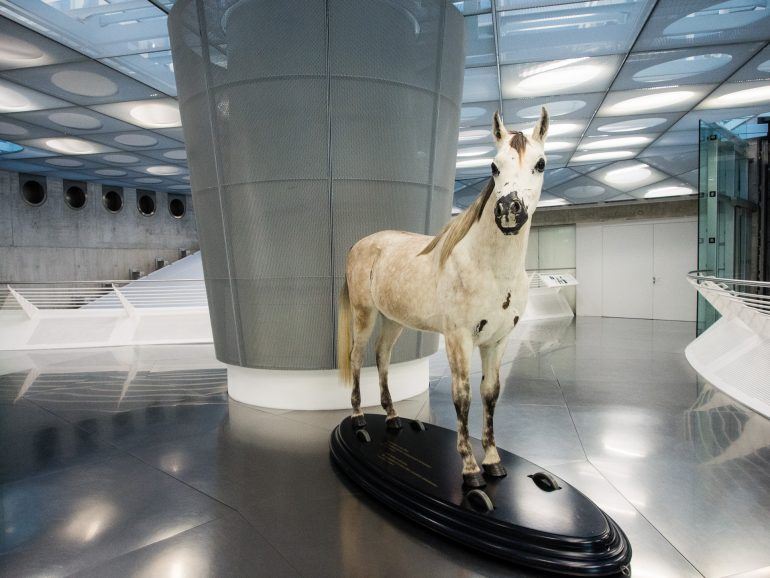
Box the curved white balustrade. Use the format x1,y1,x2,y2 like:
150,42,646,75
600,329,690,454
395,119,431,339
686,272,770,418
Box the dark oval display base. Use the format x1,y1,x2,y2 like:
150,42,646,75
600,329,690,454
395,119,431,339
330,414,631,576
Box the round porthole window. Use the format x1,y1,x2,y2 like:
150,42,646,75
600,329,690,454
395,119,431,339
138,194,156,216
64,185,86,209
169,198,185,219
103,189,123,213
21,180,46,206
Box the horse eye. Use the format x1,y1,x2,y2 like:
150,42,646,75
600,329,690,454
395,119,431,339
491,162,499,176
535,158,545,173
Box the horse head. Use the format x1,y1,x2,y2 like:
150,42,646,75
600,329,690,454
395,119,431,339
489,108,549,236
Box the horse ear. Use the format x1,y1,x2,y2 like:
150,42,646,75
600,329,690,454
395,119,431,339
492,111,509,143
532,107,549,143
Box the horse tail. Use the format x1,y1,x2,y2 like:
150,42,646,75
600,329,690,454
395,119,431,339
337,277,353,386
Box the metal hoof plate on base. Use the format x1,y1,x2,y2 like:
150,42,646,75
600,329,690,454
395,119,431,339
330,414,632,576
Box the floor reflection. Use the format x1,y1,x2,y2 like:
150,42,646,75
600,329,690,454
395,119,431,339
1,318,769,577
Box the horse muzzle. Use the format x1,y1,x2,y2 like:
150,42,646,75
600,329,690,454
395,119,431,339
494,193,528,235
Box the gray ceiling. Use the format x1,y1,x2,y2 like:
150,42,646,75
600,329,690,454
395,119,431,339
0,0,769,206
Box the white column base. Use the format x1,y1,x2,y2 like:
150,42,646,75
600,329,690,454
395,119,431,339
226,357,429,411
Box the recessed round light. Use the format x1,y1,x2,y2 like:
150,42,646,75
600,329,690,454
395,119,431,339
633,54,732,84
516,64,604,96
162,149,187,160
758,59,770,73
544,141,573,152
0,34,44,66
457,146,494,157
95,169,127,177
664,0,769,36
136,178,163,184
182,175,190,181
563,185,605,198
114,133,158,147
538,198,569,207
0,84,31,112
0,120,28,136
605,164,652,185
103,153,139,164
169,185,190,190
458,129,491,142
607,91,696,114
48,112,102,130
598,118,668,133
706,84,770,108
461,106,488,123
146,165,183,175
45,158,84,168
572,150,636,162
129,102,181,128
518,100,585,119
51,70,118,97
644,185,694,198
456,157,493,168
581,136,651,150
45,137,98,155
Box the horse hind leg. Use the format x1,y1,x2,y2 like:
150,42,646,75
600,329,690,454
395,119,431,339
376,316,404,430
350,305,377,428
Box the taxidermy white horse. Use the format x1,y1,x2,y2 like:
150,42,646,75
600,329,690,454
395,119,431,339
338,108,549,488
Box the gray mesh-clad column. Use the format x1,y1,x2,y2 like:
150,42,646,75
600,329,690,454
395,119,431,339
169,0,464,371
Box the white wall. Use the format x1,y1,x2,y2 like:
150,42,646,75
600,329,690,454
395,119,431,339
576,218,697,321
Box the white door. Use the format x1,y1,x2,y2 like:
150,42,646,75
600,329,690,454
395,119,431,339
652,220,697,321
601,223,654,319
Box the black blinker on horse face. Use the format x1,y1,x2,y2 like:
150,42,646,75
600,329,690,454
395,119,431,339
493,192,528,235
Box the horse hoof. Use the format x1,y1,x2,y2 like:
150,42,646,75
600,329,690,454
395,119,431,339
386,416,402,430
483,462,507,478
351,414,367,429
463,471,486,488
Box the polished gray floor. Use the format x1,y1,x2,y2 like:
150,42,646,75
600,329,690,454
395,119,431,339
1,318,769,577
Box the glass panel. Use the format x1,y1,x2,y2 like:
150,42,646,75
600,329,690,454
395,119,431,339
0,0,170,58
101,51,177,96
464,13,496,68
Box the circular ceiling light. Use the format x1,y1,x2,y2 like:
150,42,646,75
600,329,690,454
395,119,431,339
45,158,84,168
102,153,139,164
48,111,102,130
45,137,98,155
95,169,127,177
136,177,163,184
538,198,569,207
129,102,181,128
633,54,732,84
461,106,487,123
544,141,573,152
664,0,769,36
644,185,694,198
169,184,190,190
459,129,491,142
114,133,158,147
162,149,187,160
605,164,652,185
563,185,605,198
0,120,28,136
546,123,581,137
146,165,183,175
598,117,668,133
0,34,44,66
457,146,494,157
0,84,32,112
182,175,190,181
456,157,493,168
516,64,604,95
572,150,636,162
581,136,651,150
518,100,586,119
51,70,118,97
758,59,770,73
607,91,696,114
706,84,770,108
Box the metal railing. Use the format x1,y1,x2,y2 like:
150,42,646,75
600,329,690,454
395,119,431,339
1,279,208,314
687,271,770,320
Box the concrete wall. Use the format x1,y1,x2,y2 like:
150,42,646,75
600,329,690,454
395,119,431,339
0,170,198,282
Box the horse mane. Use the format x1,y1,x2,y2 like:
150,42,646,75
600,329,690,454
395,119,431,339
418,177,494,267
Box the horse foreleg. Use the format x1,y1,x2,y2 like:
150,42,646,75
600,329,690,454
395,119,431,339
350,307,376,428
480,339,507,477
446,332,483,488
376,317,404,429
